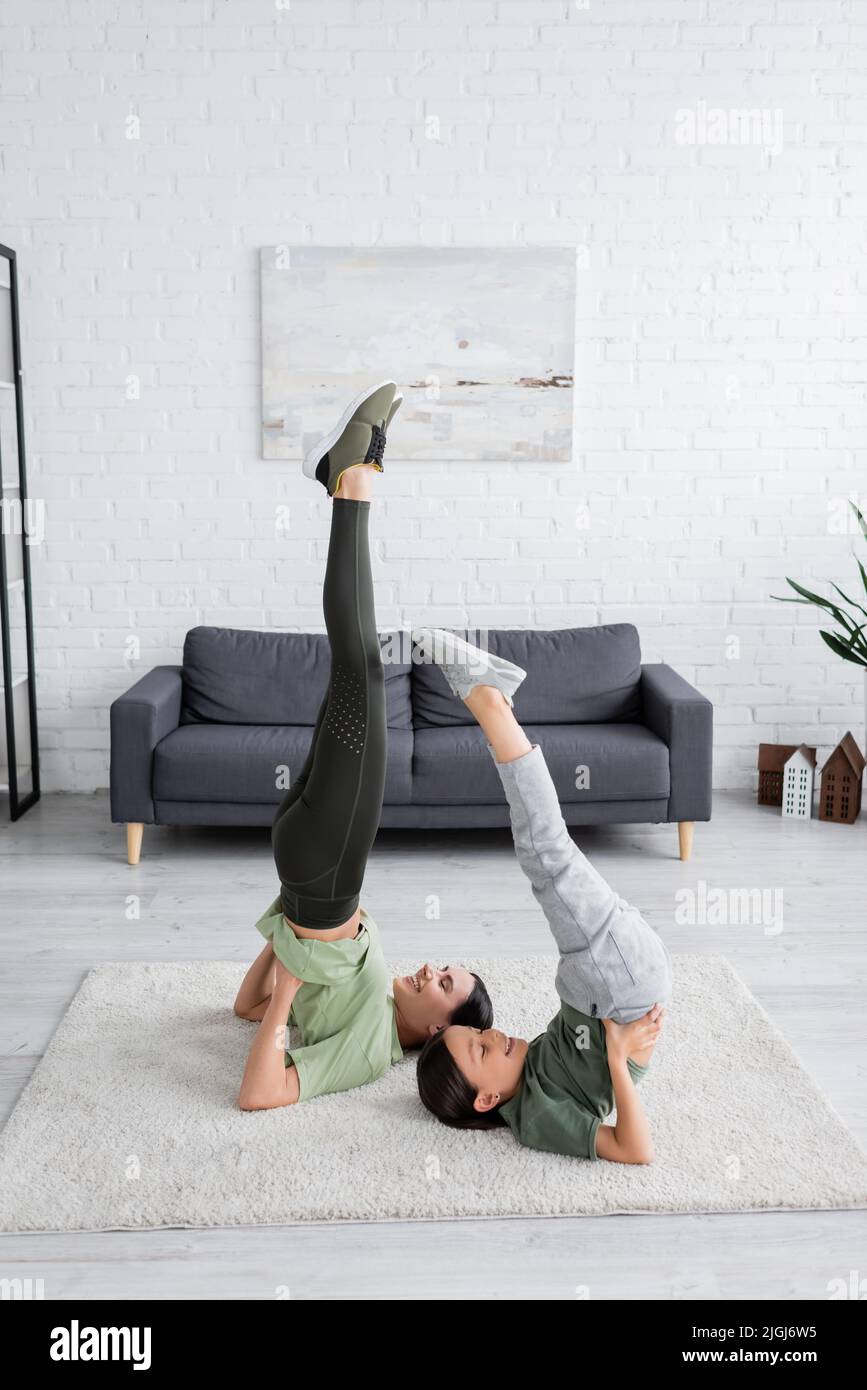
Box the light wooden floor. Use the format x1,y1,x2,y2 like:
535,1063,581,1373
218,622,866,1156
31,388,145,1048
1,791,865,1300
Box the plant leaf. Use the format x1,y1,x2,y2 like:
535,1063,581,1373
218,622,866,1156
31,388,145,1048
774,581,864,640
820,628,867,667
782,577,848,619
848,620,867,655
850,499,867,543
836,619,867,655
829,581,867,620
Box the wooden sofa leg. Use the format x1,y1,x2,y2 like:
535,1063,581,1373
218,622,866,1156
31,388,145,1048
127,823,143,865
678,821,694,861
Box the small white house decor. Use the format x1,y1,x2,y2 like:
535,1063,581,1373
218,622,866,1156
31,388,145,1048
782,745,816,819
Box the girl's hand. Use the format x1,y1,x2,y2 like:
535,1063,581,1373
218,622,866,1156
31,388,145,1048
603,1005,665,1064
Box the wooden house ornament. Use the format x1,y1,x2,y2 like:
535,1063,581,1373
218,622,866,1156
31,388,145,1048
782,745,816,819
757,743,816,806
819,732,866,825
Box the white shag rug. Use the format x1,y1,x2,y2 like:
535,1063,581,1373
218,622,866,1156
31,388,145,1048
1,953,866,1233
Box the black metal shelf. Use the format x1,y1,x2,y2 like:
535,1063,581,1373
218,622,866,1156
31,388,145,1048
0,243,40,819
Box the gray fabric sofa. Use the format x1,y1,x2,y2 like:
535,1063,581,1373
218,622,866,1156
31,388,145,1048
110,623,712,865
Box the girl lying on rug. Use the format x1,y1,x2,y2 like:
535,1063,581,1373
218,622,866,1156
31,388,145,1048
414,627,673,1165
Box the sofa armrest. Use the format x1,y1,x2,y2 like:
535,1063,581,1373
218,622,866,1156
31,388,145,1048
110,666,183,824
641,663,713,822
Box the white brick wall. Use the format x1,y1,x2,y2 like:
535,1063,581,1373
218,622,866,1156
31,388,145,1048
1,0,865,793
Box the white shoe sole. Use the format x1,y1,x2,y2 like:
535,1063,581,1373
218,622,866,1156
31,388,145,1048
302,379,397,480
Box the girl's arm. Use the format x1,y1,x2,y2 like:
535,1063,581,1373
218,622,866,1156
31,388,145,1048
595,1058,654,1164
233,940,276,1019
237,961,303,1110
596,1008,664,1164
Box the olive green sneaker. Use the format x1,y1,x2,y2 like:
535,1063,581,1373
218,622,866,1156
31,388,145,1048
303,381,402,496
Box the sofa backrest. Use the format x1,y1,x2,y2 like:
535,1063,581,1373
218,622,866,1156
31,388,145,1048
180,626,413,728
410,624,643,727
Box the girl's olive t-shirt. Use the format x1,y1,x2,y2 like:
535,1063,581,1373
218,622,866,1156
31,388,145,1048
497,1001,649,1161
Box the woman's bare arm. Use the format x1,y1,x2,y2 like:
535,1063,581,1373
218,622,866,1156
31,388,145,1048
234,940,276,1019
237,962,303,1110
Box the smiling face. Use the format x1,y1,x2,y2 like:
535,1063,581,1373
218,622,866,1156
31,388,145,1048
391,963,477,1037
444,1025,529,1113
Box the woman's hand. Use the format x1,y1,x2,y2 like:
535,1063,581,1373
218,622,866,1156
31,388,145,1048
603,1004,665,1066
273,957,303,991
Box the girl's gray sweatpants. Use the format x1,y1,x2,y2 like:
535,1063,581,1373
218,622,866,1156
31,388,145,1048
491,742,673,1024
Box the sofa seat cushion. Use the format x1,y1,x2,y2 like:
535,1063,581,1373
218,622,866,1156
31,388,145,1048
411,723,670,806
411,625,643,729
154,724,413,805
180,626,412,729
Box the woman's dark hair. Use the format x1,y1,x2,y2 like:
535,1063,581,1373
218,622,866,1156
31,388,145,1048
448,971,493,1031
416,1028,506,1131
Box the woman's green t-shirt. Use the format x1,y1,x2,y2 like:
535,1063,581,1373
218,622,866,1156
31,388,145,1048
253,894,403,1102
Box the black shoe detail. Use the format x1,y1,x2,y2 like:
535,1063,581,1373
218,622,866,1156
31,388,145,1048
364,423,387,469
315,452,331,490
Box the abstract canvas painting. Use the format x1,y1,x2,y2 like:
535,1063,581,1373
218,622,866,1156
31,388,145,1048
260,246,576,462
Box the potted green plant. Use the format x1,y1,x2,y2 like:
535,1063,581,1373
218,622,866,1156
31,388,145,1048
772,499,867,749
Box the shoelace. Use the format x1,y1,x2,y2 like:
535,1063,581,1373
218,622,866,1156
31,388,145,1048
364,422,387,468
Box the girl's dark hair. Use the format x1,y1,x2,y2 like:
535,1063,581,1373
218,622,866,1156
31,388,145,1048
416,1028,506,1131
448,971,493,1031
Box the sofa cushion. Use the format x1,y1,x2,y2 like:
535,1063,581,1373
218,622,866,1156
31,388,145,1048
411,625,643,728
179,626,412,729
154,724,414,805
411,723,670,806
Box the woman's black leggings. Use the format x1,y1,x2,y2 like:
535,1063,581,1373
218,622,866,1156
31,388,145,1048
270,498,386,931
